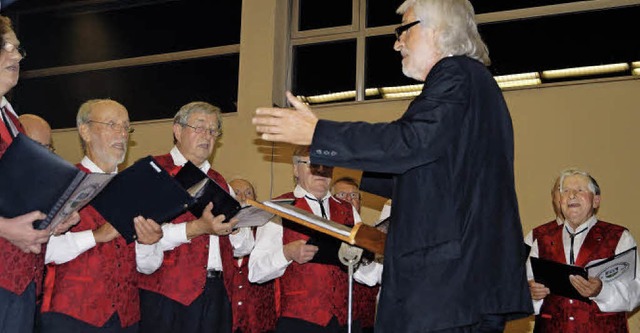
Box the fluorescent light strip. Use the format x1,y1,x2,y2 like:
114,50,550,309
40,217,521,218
633,68,640,76
497,78,542,89
494,72,539,83
305,90,356,104
542,63,629,80
379,84,423,94
632,61,640,69
382,91,421,99
365,88,380,96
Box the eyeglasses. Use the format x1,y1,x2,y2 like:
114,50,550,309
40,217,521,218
335,192,361,200
87,120,134,134
1,41,26,58
395,20,421,41
180,123,221,137
296,160,333,171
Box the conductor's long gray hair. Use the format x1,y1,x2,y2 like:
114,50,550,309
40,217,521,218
397,0,490,65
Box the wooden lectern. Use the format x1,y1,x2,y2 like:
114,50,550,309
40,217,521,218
247,199,386,255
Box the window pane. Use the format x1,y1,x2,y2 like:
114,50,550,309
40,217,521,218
470,0,589,14
293,40,356,103
12,0,242,70
299,0,352,31
12,54,239,129
365,35,418,100
367,0,404,27
482,6,640,77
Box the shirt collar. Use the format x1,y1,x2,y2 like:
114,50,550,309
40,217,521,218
170,146,211,174
81,156,118,174
564,215,597,234
1,97,18,117
555,216,564,225
293,184,332,201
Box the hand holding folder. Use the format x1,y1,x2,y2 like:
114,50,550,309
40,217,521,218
90,156,195,243
531,247,637,302
173,161,241,221
0,134,113,231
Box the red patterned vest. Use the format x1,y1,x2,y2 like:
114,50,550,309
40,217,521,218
352,276,379,328
138,154,235,305
532,220,628,333
0,113,44,296
229,254,277,333
41,164,140,328
277,192,354,326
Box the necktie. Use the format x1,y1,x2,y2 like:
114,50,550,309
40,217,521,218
565,225,588,265
305,195,327,218
0,107,14,145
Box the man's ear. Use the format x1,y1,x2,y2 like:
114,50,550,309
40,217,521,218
593,194,601,209
173,123,182,144
78,123,91,144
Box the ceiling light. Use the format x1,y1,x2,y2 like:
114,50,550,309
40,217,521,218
494,72,539,83
542,63,629,80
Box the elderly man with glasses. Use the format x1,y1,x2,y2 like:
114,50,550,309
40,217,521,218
41,99,164,333
252,0,533,331
0,15,80,333
138,101,253,333
249,146,377,333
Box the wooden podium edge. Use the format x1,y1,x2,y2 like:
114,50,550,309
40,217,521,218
248,199,386,255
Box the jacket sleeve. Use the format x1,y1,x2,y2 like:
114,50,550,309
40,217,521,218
310,58,470,174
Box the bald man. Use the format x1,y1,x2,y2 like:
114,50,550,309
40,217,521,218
18,114,53,151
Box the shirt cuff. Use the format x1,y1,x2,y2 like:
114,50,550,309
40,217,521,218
77,229,97,250
159,223,190,251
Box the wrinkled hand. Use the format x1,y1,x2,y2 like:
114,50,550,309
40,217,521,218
93,223,120,243
253,91,318,145
51,212,80,236
186,202,239,239
528,279,550,300
134,216,163,245
570,275,602,298
283,239,318,264
0,211,50,254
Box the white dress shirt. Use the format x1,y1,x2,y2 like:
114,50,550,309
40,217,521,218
156,146,253,271
525,215,640,314
248,185,371,284
45,156,164,274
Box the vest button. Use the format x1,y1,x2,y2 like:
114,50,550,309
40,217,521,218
238,301,243,306
569,299,573,304
569,316,574,321
238,285,243,289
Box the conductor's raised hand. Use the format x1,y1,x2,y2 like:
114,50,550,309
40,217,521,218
283,239,318,264
0,211,50,254
253,91,318,145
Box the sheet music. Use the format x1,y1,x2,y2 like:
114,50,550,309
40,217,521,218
263,200,352,237
586,247,637,282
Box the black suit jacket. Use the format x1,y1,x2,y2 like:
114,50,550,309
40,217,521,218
310,56,533,332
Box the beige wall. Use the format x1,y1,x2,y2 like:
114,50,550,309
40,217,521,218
49,0,640,330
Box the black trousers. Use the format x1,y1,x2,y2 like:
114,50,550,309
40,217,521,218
276,316,363,333
39,312,137,333
0,282,35,333
139,275,232,333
